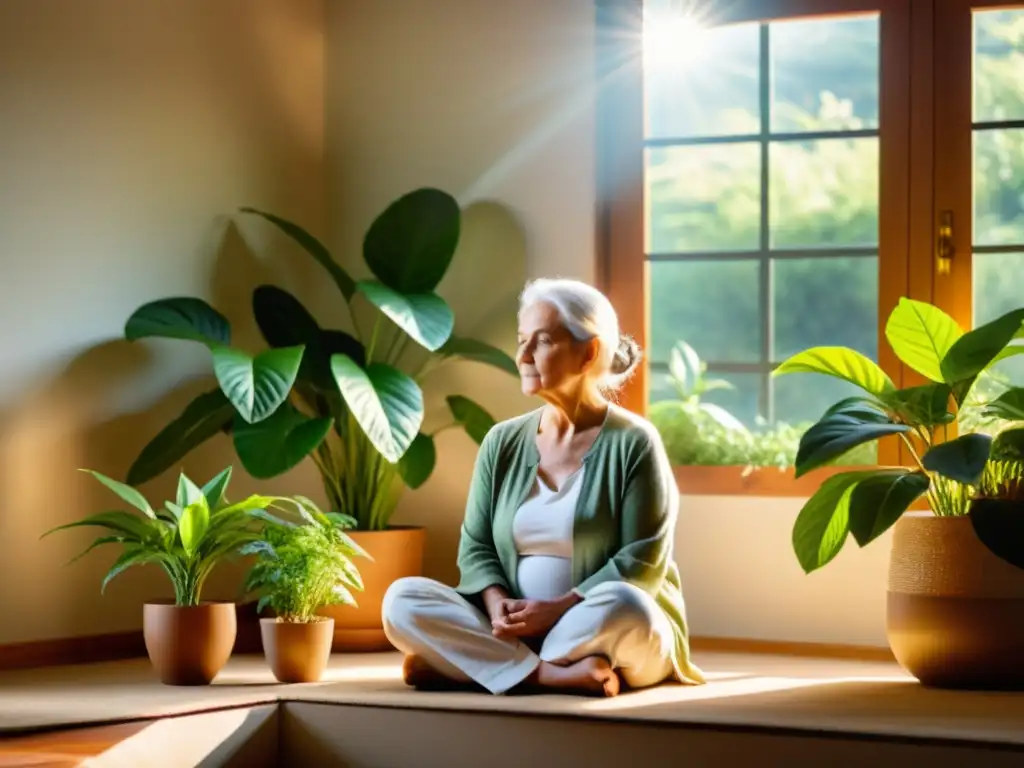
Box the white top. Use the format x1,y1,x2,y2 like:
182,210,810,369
512,466,583,601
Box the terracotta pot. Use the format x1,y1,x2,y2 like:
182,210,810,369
887,511,1024,689
143,602,237,686
260,617,334,683
320,526,426,652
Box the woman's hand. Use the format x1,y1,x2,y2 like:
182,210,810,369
491,592,582,639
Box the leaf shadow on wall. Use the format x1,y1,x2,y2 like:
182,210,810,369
0,218,329,642
393,199,532,587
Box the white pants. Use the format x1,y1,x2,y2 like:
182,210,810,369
381,577,675,695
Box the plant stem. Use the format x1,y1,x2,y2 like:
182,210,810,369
366,317,382,362
900,433,928,473
428,421,458,438
382,329,404,366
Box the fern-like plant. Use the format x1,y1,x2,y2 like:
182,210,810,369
43,466,314,606
242,500,367,623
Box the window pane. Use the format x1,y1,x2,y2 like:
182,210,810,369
643,6,760,139
974,129,1024,246
973,10,1024,124
769,137,879,249
648,260,761,364
973,251,1024,388
650,369,762,426
773,256,878,361
646,144,761,253
770,15,879,133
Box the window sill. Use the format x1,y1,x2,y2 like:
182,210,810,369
673,464,930,508
673,464,841,497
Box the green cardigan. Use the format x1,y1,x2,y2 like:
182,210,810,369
454,404,705,686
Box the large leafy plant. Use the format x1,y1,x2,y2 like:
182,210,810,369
242,502,367,622
121,188,517,530
773,297,1024,574
42,466,314,606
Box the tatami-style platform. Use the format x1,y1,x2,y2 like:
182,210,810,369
3,649,1024,766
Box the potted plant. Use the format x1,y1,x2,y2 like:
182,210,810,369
242,502,367,683
773,296,1024,688
43,466,310,685
119,187,518,650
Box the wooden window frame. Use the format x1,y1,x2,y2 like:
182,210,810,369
596,0,913,496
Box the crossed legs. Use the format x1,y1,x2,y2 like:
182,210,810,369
381,577,675,696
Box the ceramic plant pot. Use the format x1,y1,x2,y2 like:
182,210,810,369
143,601,237,686
886,510,1024,689
320,526,426,652
261,617,335,683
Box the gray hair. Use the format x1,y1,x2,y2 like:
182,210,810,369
518,277,642,393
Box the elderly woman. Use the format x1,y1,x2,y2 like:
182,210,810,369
382,278,705,697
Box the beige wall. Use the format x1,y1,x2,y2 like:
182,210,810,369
0,0,325,644
325,0,891,649
0,0,890,648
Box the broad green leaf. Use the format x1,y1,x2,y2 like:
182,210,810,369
792,471,871,573
331,355,423,463
772,347,894,397
822,396,889,420
356,281,454,352
102,548,162,594
439,336,518,376
252,287,366,392
212,345,303,423
848,470,930,547
982,387,1024,422
164,501,183,521
42,510,159,542
126,388,235,486
179,497,211,557
252,284,321,348
884,298,962,382
125,297,231,347
880,383,954,428
921,433,993,485
240,208,356,300
447,395,497,445
176,474,205,510
363,187,461,294
941,308,1024,384
232,403,333,479
201,467,233,509
991,343,1024,367
794,407,909,478
81,470,155,519
397,433,436,489
971,499,1024,571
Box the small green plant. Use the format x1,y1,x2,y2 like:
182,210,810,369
773,297,1024,574
242,502,368,623
648,339,875,468
120,188,518,531
43,466,313,606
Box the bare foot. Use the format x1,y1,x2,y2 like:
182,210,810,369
401,654,481,692
532,656,621,697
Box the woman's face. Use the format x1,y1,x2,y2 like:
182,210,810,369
516,301,597,398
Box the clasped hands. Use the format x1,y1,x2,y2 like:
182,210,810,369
489,594,579,640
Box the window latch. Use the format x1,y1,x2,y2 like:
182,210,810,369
936,210,955,276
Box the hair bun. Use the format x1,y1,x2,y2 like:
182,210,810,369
611,335,643,377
